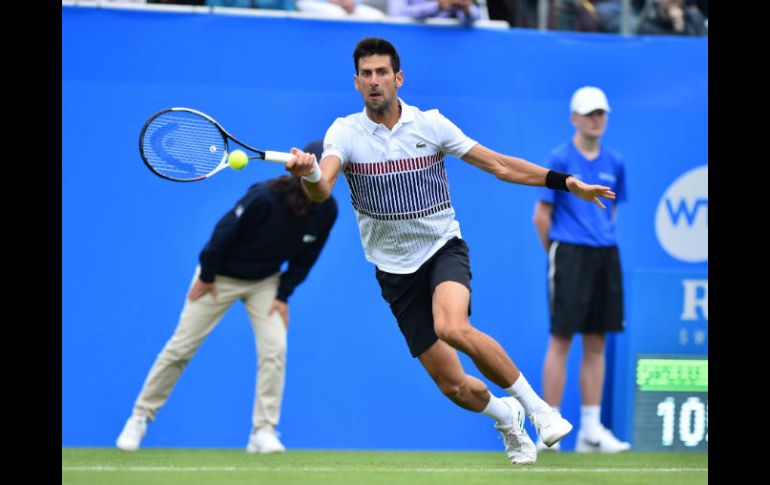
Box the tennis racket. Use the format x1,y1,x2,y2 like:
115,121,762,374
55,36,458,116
139,107,294,182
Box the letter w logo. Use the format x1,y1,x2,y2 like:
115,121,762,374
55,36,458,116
665,198,708,227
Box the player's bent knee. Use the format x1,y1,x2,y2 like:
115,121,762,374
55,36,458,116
434,322,473,347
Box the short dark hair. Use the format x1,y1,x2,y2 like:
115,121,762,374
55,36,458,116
353,37,400,74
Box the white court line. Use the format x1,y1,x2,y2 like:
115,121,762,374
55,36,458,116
63,466,707,473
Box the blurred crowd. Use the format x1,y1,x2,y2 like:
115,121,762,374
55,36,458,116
537,0,708,36
100,0,708,35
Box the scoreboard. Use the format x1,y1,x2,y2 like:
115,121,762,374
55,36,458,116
610,270,708,450
632,355,707,451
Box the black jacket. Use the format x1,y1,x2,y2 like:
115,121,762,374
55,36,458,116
198,180,337,302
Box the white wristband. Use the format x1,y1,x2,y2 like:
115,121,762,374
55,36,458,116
302,161,322,184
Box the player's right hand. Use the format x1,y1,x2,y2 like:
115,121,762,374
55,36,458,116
285,147,317,179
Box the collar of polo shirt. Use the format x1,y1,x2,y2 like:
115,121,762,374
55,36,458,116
360,98,416,134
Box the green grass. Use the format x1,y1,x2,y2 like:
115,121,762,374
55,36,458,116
62,448,707,485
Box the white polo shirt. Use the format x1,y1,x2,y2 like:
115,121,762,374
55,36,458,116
322,99,478,274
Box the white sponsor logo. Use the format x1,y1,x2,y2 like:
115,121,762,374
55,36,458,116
302,234,317,243
655,165,708,262
681,279,708,321
598,172,616,183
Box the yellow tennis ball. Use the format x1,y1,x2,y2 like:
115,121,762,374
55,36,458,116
228,150,249,170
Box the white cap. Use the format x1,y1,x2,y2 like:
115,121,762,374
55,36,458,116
570,86,611,115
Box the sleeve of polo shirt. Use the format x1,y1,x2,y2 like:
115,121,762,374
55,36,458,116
321,118,350,169
432,111,478,158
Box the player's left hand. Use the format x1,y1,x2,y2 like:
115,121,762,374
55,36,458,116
268,299,289,328
566,177,616,209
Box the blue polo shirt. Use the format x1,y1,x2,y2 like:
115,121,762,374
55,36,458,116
539,140,626,247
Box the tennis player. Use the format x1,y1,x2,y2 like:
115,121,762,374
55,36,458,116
285,38,615,464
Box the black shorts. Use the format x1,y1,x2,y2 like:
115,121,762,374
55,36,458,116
375,237,472,358
548,242,624,336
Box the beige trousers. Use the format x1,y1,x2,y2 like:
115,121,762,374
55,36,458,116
132,268,287,431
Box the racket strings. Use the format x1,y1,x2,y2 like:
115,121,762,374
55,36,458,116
141,111,226,180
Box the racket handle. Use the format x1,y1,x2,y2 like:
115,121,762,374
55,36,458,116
263,151,294,164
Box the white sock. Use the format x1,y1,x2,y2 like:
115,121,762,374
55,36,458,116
480,395,513,426
581,405,601,433
504,373,550,416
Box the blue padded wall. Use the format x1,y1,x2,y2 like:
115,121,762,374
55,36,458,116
63,6,707,450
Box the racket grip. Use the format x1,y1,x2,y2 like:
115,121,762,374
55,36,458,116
263,151,294,164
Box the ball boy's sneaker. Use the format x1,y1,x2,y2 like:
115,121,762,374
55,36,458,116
116,414,148,451
247,426,286,454
575,426,631,453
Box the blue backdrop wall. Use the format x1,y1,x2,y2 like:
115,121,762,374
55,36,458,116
62,6,708,450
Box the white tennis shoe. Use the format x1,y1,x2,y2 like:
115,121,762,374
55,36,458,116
494,397,537,464
536,436,561,452
530,407,573,447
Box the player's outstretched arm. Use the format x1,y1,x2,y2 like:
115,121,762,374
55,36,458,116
285,149,342,202
462,144,550,186
461,144,615,208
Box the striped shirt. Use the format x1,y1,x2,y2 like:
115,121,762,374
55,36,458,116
322,99,477,273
